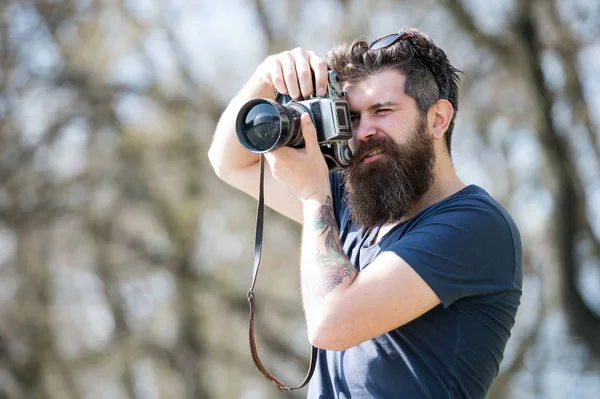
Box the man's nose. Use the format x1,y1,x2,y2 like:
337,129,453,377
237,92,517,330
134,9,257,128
353,117,376,142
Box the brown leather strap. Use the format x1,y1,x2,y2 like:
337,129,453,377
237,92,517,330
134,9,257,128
247,155,318,392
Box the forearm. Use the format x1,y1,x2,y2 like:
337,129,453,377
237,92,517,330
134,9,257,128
301,195,357,340
208,73,275,176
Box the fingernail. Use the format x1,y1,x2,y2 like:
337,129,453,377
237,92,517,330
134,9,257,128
304,115,312,124
317,87,326,96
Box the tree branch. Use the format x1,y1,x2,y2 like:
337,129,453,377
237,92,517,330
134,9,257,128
439,0,512,61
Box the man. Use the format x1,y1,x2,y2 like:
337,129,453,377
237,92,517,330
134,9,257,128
209,27,522,399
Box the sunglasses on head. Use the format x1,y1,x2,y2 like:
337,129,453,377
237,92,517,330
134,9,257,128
369,32,442,97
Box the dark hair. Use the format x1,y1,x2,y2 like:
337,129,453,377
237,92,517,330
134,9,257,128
327,28,461,154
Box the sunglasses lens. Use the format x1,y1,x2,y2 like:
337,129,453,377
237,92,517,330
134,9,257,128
369,34,400,50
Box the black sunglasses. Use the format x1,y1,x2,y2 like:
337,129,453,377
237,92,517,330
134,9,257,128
369,32,443,97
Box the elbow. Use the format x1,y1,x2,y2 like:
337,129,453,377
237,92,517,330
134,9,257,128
307,318,353,352
306,294,358,351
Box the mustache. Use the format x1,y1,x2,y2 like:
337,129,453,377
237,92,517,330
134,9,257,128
352,136,397,163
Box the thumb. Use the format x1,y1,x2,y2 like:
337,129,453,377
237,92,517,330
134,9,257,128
300,113,319,152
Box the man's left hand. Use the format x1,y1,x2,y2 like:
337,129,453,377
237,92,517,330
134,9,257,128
263,113,331,202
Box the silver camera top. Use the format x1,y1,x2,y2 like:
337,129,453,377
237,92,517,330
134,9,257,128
323,70,345,100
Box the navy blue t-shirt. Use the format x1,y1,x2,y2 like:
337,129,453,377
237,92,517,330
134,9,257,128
307,173,523,399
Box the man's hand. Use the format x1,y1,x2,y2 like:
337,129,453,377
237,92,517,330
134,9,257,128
255,48,328,100
209,47,330,224
264,114,331,202
257,48,331,202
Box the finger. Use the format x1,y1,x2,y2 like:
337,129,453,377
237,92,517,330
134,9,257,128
265,57,287,95
292,48,314,99
279,52,301,100
309,52,328,97
300,113,319,153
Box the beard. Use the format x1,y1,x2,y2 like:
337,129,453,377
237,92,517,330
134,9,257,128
342,116,436,231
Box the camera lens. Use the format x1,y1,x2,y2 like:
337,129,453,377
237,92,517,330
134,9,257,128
243,103,281,151
236,98,305,153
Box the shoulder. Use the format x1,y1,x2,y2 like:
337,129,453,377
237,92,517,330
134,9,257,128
391,185,523,306
399,185,523,277
419,185,520,240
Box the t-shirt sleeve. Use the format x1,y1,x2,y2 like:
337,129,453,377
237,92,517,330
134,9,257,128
388,197,519,308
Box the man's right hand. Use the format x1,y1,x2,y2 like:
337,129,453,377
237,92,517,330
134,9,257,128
208,48,328,224
254,48,329,101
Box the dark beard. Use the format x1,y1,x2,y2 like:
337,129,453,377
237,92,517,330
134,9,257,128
342,117,435,231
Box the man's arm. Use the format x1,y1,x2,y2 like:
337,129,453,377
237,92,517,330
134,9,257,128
208,49,328,224
258,112,441,351
301,195,441,351
208,73,304,223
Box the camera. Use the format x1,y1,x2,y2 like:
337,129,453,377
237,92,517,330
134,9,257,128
235,70,353,172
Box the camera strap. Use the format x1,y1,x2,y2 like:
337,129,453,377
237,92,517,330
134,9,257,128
247,155,318,392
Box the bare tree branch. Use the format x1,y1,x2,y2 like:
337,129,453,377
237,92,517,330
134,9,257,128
439,0,512,61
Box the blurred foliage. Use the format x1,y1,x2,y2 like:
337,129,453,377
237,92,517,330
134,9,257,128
0,0,598,398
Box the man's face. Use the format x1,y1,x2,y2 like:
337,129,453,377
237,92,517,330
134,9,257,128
342,69,436,230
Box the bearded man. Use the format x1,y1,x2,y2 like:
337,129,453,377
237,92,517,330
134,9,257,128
208,27,523,399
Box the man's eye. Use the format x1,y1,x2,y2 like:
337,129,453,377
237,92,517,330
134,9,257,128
376,109,391,114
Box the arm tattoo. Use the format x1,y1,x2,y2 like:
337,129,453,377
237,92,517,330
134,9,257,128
310,196,356,303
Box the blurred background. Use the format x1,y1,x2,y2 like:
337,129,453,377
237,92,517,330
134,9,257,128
0,0,599,398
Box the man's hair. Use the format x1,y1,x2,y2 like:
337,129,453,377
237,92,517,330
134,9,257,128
327,28,461,154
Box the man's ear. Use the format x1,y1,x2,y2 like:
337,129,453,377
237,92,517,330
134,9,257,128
428,99,454,140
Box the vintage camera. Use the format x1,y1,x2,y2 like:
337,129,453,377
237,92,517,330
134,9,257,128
235,70,353,172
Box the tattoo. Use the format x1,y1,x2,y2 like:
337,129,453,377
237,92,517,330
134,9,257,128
310,196,356,303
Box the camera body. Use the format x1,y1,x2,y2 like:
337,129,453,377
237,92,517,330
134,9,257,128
236,70,353,172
